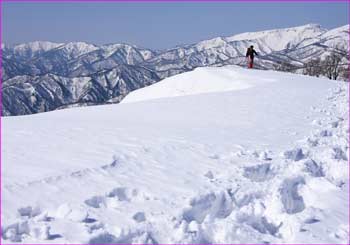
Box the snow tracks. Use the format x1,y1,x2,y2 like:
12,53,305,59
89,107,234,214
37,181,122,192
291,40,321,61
2,83,349,244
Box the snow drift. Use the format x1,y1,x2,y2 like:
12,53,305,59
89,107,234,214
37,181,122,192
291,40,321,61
122,66,276,103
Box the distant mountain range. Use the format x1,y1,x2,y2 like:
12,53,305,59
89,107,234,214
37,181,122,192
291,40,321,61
2,23,349,116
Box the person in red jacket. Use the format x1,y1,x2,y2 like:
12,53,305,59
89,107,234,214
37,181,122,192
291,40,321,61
246,45,258,68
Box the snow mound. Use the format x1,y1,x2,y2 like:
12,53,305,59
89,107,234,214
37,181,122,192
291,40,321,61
122,66,276,103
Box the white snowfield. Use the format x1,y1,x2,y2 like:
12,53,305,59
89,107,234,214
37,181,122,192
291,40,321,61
2,66,349,244
121,66,275,103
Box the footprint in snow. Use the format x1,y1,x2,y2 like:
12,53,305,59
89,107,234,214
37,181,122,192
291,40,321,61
2,221,61,242
304,159,324,177
132,212,146,223
283,148,305,161
304,217,321,224
182,191,233,223
84,196,106,209
204,170,214,180
110,187,139,201
84,187,138,209
319,129,332,137
306,138,319,147
17,205,41,218
208,154,221,160
279,177,305,214
332,147,348,161
251,151,272,161
243,163,275,182
107,187,132,201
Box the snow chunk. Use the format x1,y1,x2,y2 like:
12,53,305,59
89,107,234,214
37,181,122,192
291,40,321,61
283,148,305,161
182,191,233,223
67,207,88,222
188,221,199,233
3,221,30,242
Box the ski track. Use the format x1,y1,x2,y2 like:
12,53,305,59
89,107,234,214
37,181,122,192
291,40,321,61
2,84,349,244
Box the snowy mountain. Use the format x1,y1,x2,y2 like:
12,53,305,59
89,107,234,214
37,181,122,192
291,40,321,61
2,42,156,80
9,41,64,59
2,65,160,116
2,66,348,244
143,24,348,76
2,23,348,116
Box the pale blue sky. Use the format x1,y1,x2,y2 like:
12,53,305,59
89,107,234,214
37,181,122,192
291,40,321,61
2,2,349,49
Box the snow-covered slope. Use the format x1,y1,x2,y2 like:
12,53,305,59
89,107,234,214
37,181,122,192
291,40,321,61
10,41,64,59
2,66,349,244
320,24,349,50
122,66,275,103
226,23,326,52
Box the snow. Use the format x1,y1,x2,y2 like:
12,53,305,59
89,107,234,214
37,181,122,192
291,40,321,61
226,23,326,52
100,44,154,62
100,43,132,58
60,42,99,58
69,77,92,99
228,23,324,41
122,66,276,103
320,24,349,49
12,41,63,55
2,66,349,244
139,49,154,60
321,24,349,39
195,37,228,51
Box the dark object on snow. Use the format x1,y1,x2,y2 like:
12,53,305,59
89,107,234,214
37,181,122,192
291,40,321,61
246,45,258,68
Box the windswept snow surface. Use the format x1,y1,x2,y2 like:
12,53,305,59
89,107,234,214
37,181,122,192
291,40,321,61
121,66,274,103
2,66,349,244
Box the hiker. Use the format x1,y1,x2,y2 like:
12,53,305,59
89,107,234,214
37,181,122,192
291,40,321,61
246,45,258,68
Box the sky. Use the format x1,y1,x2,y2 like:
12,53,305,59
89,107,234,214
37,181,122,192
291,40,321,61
2,2,349,49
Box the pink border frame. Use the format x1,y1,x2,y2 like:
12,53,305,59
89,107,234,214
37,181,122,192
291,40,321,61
0,0,349,245
0,0,349,2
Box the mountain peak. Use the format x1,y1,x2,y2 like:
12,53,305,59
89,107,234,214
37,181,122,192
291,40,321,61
58,42,99,58
195,37,227,51
12,41,63,53
224,23,326,52
302,23,322,29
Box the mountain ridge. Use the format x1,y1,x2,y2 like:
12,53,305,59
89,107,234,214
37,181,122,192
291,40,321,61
2,23,349,116
4,23,346,54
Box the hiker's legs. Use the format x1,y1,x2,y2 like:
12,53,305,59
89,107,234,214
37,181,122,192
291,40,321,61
248,58,253,68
